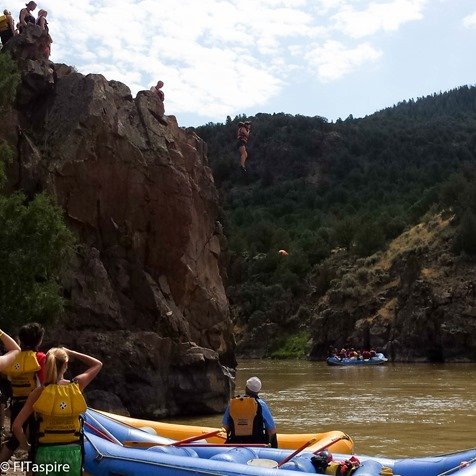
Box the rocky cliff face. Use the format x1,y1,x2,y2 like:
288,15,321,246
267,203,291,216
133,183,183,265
309,214,476,362
1,27,235,417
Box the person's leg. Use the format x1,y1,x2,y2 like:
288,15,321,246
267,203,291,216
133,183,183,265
0,403,4,444
239,145,248,169
0,399,23,462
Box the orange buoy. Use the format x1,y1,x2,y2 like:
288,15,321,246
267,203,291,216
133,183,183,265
278,249,289,256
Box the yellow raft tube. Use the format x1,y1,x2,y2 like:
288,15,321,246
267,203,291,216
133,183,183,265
97,410,354,454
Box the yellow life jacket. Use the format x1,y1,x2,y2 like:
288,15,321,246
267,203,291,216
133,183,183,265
3,351,40,398
33,382,87,445
0,15,8,32
229,396,259,437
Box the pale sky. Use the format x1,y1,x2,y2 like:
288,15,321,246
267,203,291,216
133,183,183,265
9,0,476,126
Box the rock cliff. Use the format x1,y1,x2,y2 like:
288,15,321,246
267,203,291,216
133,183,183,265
309,214,476,362
1,27,235,417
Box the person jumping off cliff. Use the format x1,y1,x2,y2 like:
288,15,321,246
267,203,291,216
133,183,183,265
237,121,251,172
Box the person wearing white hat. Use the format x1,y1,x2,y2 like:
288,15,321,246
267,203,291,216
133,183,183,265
222,376,277,447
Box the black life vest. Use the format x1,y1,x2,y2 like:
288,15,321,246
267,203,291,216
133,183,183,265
226,396,268,444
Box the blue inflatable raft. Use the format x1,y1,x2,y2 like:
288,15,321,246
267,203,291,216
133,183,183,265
327,354,388,366
83,409,476,476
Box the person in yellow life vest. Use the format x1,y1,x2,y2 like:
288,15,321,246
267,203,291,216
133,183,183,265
0,322,46,463
0,9,16,45
237,121,251,172
222,376,278,448
0,328,21,442
13,347,102,476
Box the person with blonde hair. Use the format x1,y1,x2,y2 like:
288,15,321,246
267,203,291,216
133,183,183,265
36,9,48,31
13,347,102,475
18,1,36,33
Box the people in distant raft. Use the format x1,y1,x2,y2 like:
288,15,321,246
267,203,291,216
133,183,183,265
150,80,165,101
222,376,278,448
18,1,37,33
13,347,102,476
237,121,251,172
0,322,46,463
0,9,16,45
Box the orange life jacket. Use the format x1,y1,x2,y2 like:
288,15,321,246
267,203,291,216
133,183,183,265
226,396,268,444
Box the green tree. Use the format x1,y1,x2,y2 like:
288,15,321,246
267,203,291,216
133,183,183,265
455,208,476,255
0,52,20,111
354,221,385,257
0,193,76,330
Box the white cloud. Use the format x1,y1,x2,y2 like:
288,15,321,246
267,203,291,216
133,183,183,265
331,0,428,38
20,0,425,121
304,40,382,82
463,12,476,29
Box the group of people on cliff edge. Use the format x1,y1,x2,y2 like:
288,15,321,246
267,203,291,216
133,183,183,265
0,2,51,57
0,322,102,475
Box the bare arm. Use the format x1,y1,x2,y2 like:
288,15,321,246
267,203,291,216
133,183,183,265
13,387,42,449
0,330,21,370
7,15,15,33
63,348,102,391
19,9,28,27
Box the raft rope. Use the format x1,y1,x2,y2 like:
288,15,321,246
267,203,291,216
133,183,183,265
84,432,235,476
437,455,476,476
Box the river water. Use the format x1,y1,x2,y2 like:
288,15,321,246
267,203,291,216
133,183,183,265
174,360,475,458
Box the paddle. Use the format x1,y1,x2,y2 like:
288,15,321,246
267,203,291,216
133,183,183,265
124,428,225,448
276,435,345,468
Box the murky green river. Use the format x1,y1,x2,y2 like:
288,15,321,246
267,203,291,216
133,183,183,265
174,360,475,458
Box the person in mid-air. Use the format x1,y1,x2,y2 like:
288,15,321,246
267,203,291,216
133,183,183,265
237,121,251,172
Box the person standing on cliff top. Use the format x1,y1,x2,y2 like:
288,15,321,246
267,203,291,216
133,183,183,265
0,9,16,45
36,9,52,58
150,80,165,102
150,80,168,125
18,1,37,33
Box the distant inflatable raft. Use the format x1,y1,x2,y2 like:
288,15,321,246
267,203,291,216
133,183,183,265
327,354,388,366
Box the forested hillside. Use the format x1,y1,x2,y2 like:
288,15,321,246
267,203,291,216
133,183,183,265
196,85,476,359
